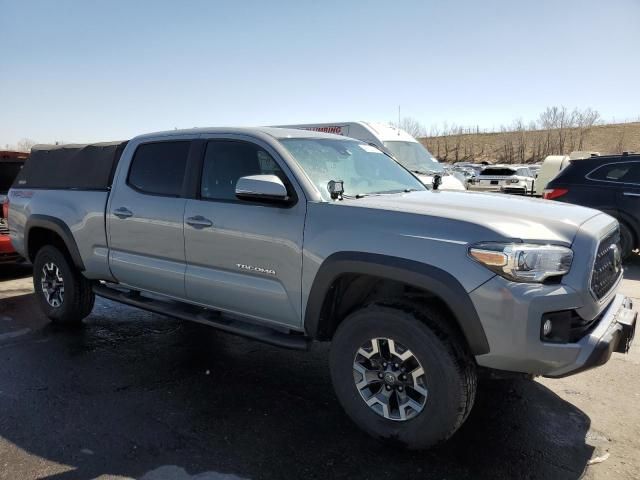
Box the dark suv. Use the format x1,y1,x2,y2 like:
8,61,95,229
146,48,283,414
544,153,640,259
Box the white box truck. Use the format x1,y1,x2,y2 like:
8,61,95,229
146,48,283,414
276,122,466,191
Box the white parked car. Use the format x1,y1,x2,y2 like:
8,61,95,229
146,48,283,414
471,165,535,195
275,121,467,191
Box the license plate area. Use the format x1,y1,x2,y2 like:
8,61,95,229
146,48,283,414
491,180,499,185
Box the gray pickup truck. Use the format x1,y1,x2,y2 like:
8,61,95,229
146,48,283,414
6,127,636,449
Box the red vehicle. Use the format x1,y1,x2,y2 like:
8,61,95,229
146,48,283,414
1,151,28,263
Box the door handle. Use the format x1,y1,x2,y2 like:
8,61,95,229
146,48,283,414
186,215,213,228
114,207,133,219
623,192,640,197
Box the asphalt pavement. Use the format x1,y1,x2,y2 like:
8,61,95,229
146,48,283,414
0,260,638,480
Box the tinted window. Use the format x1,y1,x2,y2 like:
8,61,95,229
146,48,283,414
590,162,640,184
0,163,23,193
481,168,516,176
128,142,190,196
201,141,285,201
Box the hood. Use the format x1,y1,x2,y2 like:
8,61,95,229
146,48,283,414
343,190,602,244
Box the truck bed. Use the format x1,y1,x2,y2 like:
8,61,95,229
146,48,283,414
9,189,113,280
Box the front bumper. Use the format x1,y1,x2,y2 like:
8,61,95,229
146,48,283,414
546,296,636,377
471,274,636,377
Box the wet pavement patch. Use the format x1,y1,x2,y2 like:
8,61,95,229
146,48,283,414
0,294,600,479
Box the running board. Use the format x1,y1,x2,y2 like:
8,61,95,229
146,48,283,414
93,284,310,350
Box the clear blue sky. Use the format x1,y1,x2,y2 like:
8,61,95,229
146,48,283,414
1,0,639,147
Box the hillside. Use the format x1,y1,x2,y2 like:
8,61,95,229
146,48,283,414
419,121,640,164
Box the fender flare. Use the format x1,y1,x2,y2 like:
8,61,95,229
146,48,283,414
25,214,85,270
304,251,490,355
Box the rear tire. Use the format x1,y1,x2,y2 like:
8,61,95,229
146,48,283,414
33,245,95,324
329,302,477,449
619,221,635,261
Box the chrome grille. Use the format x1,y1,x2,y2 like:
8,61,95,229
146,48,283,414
591,229,622,300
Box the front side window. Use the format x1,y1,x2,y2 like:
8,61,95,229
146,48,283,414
280,138,426,200
128,141,190,196
200,141,286,201
590,162,640,184
382,141,444,174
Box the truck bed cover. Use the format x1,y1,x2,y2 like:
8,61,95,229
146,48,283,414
15,141,128,190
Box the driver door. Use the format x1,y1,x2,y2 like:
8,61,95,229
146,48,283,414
183,138,306,329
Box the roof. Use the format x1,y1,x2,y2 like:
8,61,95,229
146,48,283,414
570,152,640,167
273,122,419,143
131,126,348,143
360,122,417,142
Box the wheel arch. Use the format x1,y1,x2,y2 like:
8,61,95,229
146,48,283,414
25,215,85,270
304,252,490,355
614,211,639,249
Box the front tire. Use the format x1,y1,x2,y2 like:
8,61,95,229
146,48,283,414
329,303,477,449
619,221,635,260
33,245,95,324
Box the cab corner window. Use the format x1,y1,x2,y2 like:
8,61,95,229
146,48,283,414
128,141,190,196
201,141,286,201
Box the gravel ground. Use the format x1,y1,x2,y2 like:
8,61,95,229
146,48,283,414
0,258,638,480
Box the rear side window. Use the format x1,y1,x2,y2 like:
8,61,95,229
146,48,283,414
200,141,286,201
128,141,190,196
589,162,640,184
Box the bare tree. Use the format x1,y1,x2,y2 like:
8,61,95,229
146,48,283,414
16,138,37,152
615,126,626,153
391,117,427,138
576,108,601,150
512,119,527,163
419,105,604,162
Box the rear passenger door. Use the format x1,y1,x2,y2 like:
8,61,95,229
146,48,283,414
108,140,192,298
183,137,306,329
612,162,640,227
589,161,640,225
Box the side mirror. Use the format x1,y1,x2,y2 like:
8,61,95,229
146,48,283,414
235,175,289,202
432,174,442,190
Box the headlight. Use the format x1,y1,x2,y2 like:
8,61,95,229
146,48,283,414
468,242,573,282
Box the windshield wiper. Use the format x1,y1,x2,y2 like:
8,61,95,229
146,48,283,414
341,189,420,200
341,193,369,199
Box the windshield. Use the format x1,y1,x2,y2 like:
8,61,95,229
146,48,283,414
382,141,444,174
279,138,426,200
0,163,23,193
